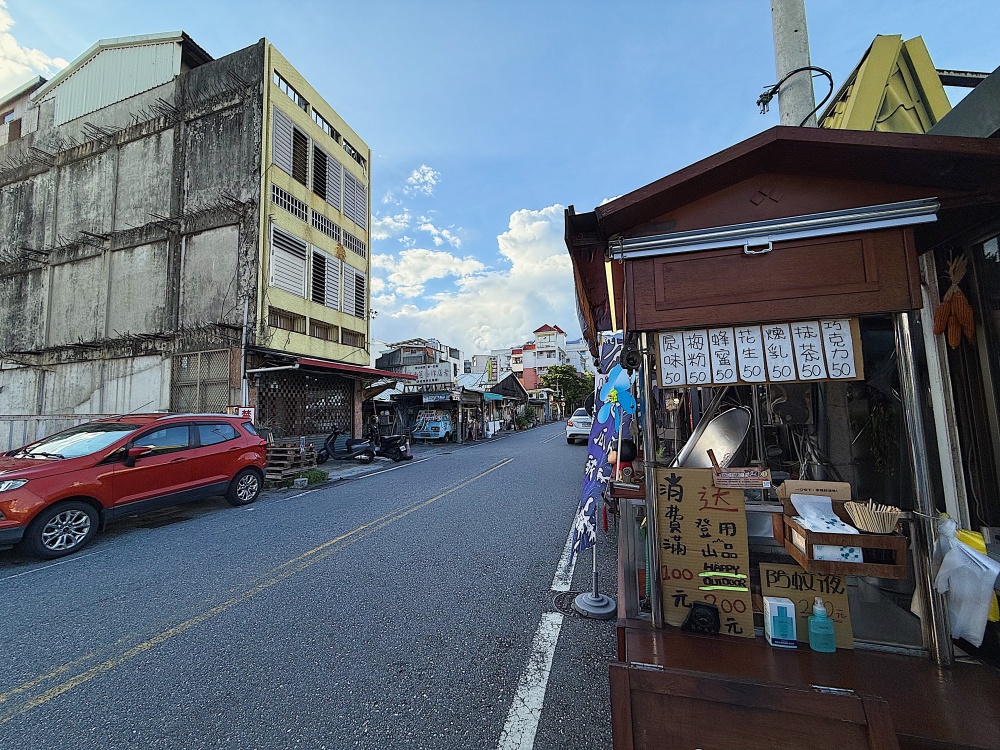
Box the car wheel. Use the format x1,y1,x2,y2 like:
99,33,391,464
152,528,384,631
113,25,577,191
226,468,262,507
359,450,375,465
21,500,99,560
567,436,574,444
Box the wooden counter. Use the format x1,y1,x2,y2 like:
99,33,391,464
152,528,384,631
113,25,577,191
615,619,1000,750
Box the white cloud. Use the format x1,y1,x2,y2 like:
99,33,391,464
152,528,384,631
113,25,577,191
373,248,485,298
417,218,462,249
403,164,440,196
371,210,410,241
382,191,402,206
0,2,68,95
371,204,578,355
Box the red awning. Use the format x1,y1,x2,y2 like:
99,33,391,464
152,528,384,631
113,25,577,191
296,357,417,380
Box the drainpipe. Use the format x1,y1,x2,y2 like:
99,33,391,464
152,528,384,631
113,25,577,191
245,364,300,374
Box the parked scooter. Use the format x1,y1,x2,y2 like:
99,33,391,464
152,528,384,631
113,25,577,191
315,427,375,465
370,429,413,462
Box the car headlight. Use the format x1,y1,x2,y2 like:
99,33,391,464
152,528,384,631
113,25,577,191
0,479,27,492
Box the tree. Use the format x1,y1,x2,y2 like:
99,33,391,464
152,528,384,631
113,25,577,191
540,365,594,413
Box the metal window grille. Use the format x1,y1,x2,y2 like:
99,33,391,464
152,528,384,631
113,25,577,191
170,350,231,413
268,307,306,333
257,369,353,437
309,321,337,341
271,183,308,222
342,329,365,348
342,230,367,258
311,211,341,242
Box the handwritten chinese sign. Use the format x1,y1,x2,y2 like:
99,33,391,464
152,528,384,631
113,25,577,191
657,319,863,388
656,468,754,637
759,562,854,649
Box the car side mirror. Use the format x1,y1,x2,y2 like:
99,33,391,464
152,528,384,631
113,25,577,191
124,446,151,468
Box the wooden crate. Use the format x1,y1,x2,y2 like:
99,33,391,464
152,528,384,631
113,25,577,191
772,513,908,579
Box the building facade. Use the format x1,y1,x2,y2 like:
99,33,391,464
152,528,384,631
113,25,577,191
0,32,380,440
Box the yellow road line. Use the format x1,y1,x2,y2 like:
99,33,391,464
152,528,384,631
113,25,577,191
0,458,513,727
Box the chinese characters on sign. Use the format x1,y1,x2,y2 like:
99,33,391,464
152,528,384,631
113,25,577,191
656,468,755,637
658,319,862,388
759,562,854,648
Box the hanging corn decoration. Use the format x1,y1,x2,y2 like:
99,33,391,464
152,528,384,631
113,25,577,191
932,255,975,349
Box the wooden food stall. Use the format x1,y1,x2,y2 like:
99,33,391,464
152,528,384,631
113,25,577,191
566,127,1000,750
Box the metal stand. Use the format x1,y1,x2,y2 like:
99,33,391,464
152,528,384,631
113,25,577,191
573,542,617,619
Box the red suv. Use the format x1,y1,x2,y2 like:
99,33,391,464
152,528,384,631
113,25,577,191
0,414,268,559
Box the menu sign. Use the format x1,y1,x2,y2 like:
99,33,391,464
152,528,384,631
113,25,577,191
759,562,854,649
656,468,754,637
657,319,863,388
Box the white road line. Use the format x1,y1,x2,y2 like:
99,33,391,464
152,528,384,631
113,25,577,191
550,524,578,593
496,611,564,750
0,549,105,582
540,432,564,444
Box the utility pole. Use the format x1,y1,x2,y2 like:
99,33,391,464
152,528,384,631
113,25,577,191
770,0,818,126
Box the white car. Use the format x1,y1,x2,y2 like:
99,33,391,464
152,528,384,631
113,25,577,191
565,408,593,444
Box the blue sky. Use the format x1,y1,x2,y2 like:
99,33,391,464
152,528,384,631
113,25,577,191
5,1,1000,359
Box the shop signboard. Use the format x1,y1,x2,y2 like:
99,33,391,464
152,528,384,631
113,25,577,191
656,467,754,637
657,318,864,389
759,562,854,649
407,362,453,385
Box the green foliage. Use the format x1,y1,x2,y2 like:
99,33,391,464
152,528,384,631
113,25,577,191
540,365,594,411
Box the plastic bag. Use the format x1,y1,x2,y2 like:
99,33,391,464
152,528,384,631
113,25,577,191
934,515,1000,647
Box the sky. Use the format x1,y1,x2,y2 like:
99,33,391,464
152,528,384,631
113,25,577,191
4,0,1000,361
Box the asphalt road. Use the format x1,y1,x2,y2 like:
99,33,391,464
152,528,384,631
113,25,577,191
0,424,617,750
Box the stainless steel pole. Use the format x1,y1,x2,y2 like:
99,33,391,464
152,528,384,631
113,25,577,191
640,332,664,627
895,312,953,666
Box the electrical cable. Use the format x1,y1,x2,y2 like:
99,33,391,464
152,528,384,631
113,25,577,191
757,66,835,126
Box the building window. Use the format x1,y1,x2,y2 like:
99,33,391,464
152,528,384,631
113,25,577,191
342,139,367,170
343,171,367,229
0,110,13,125
311,145,342,210
342,230,367,258
341,265,366,319
268,306,306,334
342,329,365,348
311,248,341,310
311,110,341,142
274,71,308,111
271,183,308,222
170,350,231,413
309,320,338,341
312,146,328,201
272,107,309,187
311,212,341,243
270,226,308,297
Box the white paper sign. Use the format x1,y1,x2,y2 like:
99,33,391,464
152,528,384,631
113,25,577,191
658,331,687,387
762,323,796,381
821,319,857,379
682,329,711,385
790,321,828,380
708,327,738,384
735,326,767,383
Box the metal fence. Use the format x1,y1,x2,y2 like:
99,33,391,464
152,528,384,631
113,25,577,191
0,415,117,452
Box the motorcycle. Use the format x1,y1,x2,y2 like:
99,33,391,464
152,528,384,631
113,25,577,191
315,427,375,465
370,430,413,462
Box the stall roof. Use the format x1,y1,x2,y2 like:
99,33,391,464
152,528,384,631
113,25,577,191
297,357,417,381
566,125,1000,350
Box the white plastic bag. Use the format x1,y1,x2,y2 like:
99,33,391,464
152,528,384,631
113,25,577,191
934,517,1000,647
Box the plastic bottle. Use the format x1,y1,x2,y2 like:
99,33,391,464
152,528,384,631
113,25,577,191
808,597,836,653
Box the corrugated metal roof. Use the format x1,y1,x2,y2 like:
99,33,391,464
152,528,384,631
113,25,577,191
820,35,951,134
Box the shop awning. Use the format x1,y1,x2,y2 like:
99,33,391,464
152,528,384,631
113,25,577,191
297,357,417,381
484,393,503,401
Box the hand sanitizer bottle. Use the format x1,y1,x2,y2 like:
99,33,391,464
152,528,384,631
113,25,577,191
808,596,836,653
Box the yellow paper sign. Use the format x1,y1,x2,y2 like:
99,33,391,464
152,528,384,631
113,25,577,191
656,468,754,637
759,562,854,649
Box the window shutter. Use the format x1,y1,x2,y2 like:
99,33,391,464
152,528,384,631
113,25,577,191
292,129,309,186
311,250,326,304
326,156,342,211
342,265,366,319
272,107,294,176
326,254,341,310
270,226,307,297
342,173,367,229
312,147,328,201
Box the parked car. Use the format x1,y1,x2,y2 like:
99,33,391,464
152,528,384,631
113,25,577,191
566,408,593,444
0,414,268,559
412,410,455,442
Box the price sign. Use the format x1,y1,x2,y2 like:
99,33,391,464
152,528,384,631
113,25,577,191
759,562,854,649
656,468,754,637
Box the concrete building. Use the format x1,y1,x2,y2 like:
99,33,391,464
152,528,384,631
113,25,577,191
0,32,388,440
510,324,569,390
565,337,596,376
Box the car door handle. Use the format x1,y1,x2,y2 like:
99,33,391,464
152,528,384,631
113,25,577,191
170,457,189,463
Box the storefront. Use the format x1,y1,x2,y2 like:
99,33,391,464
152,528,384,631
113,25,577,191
566,126,1000,749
